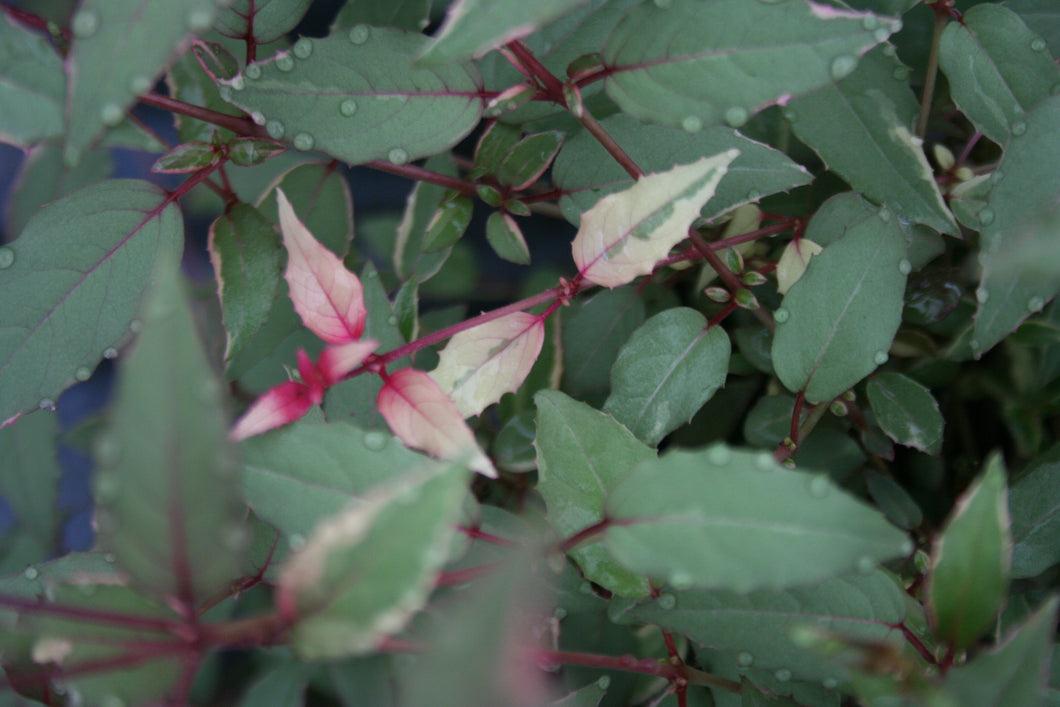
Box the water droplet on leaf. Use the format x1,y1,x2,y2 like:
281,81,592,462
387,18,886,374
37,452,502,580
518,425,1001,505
38,398,55,411
978,208,994,225
75,366,92,382
724,106,748,127
976,287,989,304
681,115,702,133
898,259,911,275
1031,38,1047,52
266,120,285,139
250,111,266,126
96,435,120,465
1028,296,1045,312
348,24,370,45
830,55,858,81
861,15,878,31
596,676,610,690
100,103,124,127
230,75,245,91
72,10,99,38
388,147,410,165
856,556,876,574
754,452,775,472
553,607,567,620
873,351,889,365
186,9,213,31
669,571,693,590
878,205,891,222
222,525,250,551
775,669,792,682
774,308,790,323
808,475,830,498
386,315,397,326
339,99,358,116
289,533,306,550
874,27,890,42
737,651,754,666
0,247,14,269
293,133,315,151
96,473,120,501
823,678,839,690
363,431,387,451
275,54,294,72
882,44,896,57
293,38,313,59
244,64,262,80
783,108,797,122
129,76,151,94
23,567,38,580
1011,121,1027,136
657,593,676,610
218,85,233,101
103,347,119,359
707,445,731,466
892,66,910,81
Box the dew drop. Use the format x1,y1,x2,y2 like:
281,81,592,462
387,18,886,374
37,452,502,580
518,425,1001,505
873,350,889,365
970,338,980,351
100,103,124,127
386,315,398,326
38,398,55,411
898,259,912,275
553,607,567,620
823,678,839,690
75,366,92,382
754,452,775,472
275,54,295,72
104,552,116,563
293,38,313,59
348,24,371,45
222,524,250,551
978,208,994,225
266,120,285,140
1011,121,1027,136
129,318,142,333
363,431,387,451
856,556,876,574
96,435,120,465
669,571,693,590
72,10,99,38
900,538,914,555
388,147,410,165
882,43,897,57
737,651,754,667
250,111,266,126
707,445,731,466
365,269,378,278
103,347,118,359
681,115,702,133
746,189,762,202
1028,296,1045,312
774,669,792,682
782,107,797,122
0,247,14,269
96,473,120,501
874,27,890,43
808,474,830,498
289,533,306,550
218,85,233,102
596,676,611,690
23,567,38,580
129,76,152,94
861,15,878,31
186,9,213,32
340,99,358,117
657,593,677,610
976,287,989,304
1031,38,1047,52
774,308,790,323
830,55,858,81
724,106,748,127
229,75,245,91
892,66,910,81
244,64,262,80
293,132,315,151
878,205,891,222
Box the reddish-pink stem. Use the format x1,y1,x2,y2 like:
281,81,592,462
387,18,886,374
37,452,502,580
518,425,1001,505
457,525,520,548
367,160,479,197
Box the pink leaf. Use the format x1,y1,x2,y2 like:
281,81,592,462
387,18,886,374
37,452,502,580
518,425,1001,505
317,339,379,385
430,312,544,417
278,189,367,344
377,369,497,477
230,381,315,441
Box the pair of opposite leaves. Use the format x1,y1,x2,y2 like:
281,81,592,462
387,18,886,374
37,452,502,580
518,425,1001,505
231,151,740,473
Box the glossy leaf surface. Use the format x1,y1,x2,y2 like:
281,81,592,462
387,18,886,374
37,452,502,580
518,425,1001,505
1008,443,1060,578
220,29,483,166
572,151,738,288
0,180,182,423
215,0,314,43
603,308,730,447
605,445,911,592
866,372,944,455
0,13,65,147
535,390,654,598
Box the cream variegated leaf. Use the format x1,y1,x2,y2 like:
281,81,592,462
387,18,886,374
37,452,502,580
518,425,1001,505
572,150,739,288
430,312,545,417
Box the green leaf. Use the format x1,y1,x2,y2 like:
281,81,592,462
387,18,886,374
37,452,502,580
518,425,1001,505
926,453,1011,650
485,211,530,264
866,372,944,455
605,445,912,592
167,43,245,144
93,258,245,603
1007,0,1060,56
0,180,183,423
771,202,908,403
496,130,564,190
572,151,738,288
939,4,1057,145
785,46,957,235
1009,443,1060,578
554,114,811,225
237,658,310,707
617,569,912,684
0,411,59,565
416,0,592,65
601,0,899,130
553,678,610,707
864,469,923,531
972,95,1060,356
943,597,1059,707
215,0,314,44
3,144,113,238
228,138,286,167
603,308,730,447
208,203,283,361
472,121,522,177
278,462,468,659
561,288,645,400
422,192,474,253
394,154,459,282
535,390,654,598
331,0,432,32
0,13,65,147
220,29,482,166
151,141,218,173
742,394,797,449
63,0,227,164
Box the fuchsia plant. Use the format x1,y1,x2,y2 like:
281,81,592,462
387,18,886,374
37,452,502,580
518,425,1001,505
1,0,1060,706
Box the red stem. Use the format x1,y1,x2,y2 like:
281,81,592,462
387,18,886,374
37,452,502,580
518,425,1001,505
457,525,520,548
366,160,479,197
139,93,268,139
557,519,614,554
0,2,70,40
0,594,181,632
